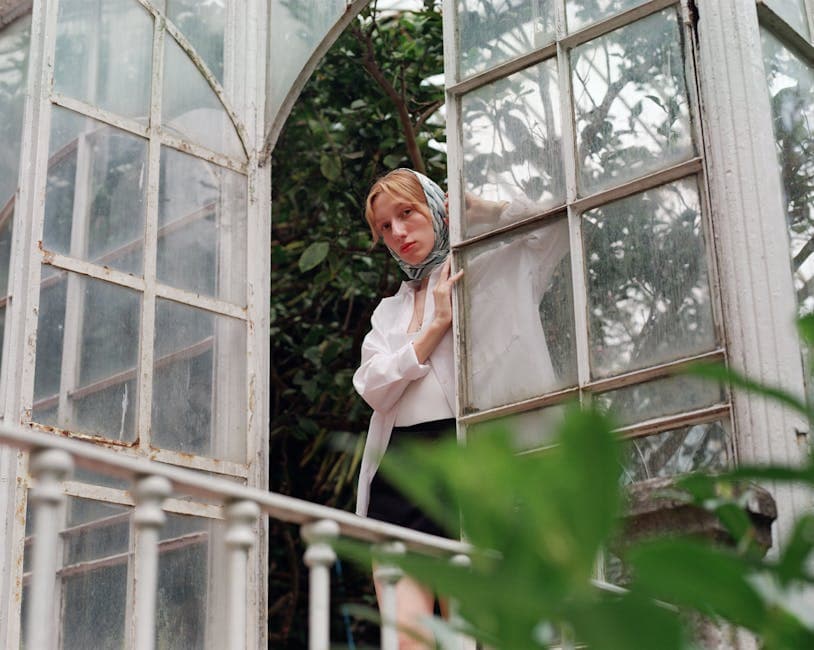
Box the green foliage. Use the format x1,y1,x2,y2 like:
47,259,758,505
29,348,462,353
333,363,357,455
338,353,814,649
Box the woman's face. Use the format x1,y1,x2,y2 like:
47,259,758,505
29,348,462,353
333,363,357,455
372,192,436,266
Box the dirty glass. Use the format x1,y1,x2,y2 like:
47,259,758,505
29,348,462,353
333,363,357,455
156,513,227,648
0,13,30,373
571,8,694,195
460,58,564,238
158,147,247,305
456,0,557,80
762,29,814,316
54,0,153,121
583,178,716,378
595,374,724,429
163,35,245,161
620,420,729,484
268,0,347,121
152,299,246,461
60,498,130,650
468,403,567,452
166,0,226,84
566,0,648,32
44,107,148,276
0,13,30,212
764,0,811,40
33,269,141,441
461,217,576,411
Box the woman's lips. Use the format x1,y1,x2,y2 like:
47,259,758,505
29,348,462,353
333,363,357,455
400,242,415,254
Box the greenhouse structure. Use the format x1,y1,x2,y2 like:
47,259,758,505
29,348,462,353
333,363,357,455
0,0,811,647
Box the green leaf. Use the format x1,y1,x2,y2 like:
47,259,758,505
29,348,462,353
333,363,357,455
319,153,341,181
298,242,330,273
383,153,403,168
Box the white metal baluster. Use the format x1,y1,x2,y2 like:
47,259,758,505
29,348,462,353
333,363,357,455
26,448,73,650
132,475,172,650
225,499,260,650
302,519,339,650
449,554,477,650
374,541,405,650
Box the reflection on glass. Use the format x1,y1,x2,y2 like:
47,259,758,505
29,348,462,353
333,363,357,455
33,269,141,441
158,147,247,304
163,36,245,161
59,498,129,649
468,403,566,452
571,8,694,195
596,374,724,429
167,0,226,84
456,0,557,79
157,514,225,648
567,0,648,32
764,0,811,39
462,218,575,411
583,178,716,378
152,299,246,461
621,420,728,484
0,216,12,371
461,59,564,237
0,13,31,210
54,0,153,120
268,0,348,121
44,107,148,276
762,29,814,316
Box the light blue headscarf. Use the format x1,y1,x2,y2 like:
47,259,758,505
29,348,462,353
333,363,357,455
387,169,449,281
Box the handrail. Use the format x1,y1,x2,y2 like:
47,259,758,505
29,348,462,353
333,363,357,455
0,420,468,554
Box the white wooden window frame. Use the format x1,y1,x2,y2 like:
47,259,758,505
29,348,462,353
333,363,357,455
444,0,732,464
0,1,270,647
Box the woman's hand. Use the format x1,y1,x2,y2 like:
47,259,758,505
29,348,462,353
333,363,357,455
411,257,463,364
445,192,509,225
431,257,464,329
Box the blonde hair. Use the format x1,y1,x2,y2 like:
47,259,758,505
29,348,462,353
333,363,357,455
364,169,429,243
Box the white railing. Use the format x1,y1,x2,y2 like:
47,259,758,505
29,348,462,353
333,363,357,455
1,421,473,650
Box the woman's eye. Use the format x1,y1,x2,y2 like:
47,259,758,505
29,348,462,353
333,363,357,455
381,223,391,231
404,208,412,216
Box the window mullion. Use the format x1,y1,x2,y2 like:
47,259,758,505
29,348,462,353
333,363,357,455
137,15,164,456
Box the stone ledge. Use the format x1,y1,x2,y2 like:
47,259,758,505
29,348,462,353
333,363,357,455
621,476,777,553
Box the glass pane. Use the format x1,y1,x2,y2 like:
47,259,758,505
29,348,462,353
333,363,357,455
158,147,247,304
0,13,31,211
33,269,141,441
456,0,557,79
45,107,148,276
54,0,153,120
167,0,226,84
0,215,12,297
762,29,814,316
460,58,564,238
567,0,648,32
152,299,246,461
621,420,729,484
156,514,227,648
60,497,130,650
764,0,811,40
462,217,576,411
571,8,694,195
468,403,566,452
583,178,716,378
268,0,348,121
163,35,245,161
595,374,725,429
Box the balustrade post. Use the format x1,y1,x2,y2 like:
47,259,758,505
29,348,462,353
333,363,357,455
302,519,339,650
449,554,477,650
373,541,405,650
26,448,73,650
132,475,172,650
225,499,260,650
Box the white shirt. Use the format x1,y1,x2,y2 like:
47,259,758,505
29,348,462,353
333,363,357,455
353,264,455,516
353,203,569,517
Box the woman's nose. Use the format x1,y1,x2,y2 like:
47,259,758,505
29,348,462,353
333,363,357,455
392,221,406,238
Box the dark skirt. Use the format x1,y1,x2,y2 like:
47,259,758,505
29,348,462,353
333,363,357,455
367,418,456,538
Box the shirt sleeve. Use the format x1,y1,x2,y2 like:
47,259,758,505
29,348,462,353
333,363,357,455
353,303,431,413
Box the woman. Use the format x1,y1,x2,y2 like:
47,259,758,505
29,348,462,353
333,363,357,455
353,168,462,647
